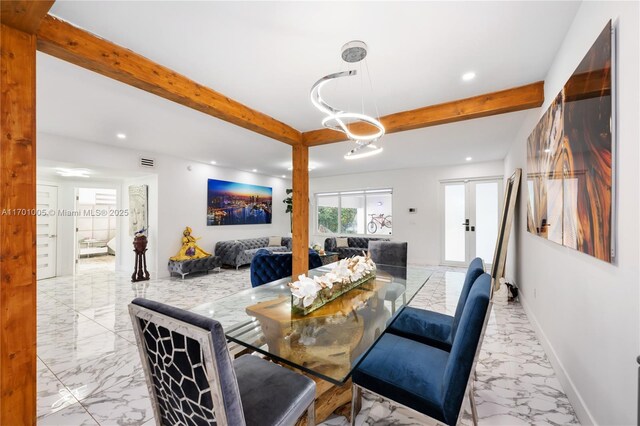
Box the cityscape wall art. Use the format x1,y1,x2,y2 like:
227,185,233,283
207,179,273,226
527,20,614,263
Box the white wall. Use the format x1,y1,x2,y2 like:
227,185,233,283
309,161,504,265
37,133,291,277
503,2,639,424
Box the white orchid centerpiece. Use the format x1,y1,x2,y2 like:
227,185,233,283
289,252,376,312
289,274,323,307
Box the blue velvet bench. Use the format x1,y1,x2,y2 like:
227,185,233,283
168,256,222,279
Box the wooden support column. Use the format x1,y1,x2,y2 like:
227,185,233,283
291,144,309,277
0,23,38,425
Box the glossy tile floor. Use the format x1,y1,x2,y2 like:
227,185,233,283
37,266,579,425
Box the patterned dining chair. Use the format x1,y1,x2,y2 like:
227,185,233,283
129,298,316,426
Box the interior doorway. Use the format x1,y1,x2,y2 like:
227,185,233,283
36,184,58,280
441,177,503,267
74,187,118,274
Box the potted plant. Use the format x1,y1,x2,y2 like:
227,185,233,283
283,188,293,232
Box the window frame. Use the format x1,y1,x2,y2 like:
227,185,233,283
315,188,393,236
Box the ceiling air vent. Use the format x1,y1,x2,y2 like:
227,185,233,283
140,157,155,168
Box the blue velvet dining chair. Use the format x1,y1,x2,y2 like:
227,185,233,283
129,298,316,426
250,248,323,287
387,257,484,351
350,273,492,426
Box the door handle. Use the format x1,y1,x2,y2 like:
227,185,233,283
48,234,56,238
461,219,469,226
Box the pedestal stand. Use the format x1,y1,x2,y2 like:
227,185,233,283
132,234,150,282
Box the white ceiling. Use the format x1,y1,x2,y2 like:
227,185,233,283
38,1,581,178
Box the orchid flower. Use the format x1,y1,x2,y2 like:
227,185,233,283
290,274,322,307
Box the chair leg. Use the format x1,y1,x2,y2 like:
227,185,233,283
391,300,396,314
350,384,362,426
402,293,407,305
469,387,478,426
306,402,315,426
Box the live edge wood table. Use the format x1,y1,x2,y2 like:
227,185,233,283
190,263,432,424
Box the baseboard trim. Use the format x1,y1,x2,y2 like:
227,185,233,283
519,293,597,426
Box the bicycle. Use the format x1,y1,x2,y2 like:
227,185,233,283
367,214,392,233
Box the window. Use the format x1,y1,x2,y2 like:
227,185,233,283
316,189,392,235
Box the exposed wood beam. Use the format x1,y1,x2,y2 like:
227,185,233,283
0,0,54,34
291,144,309,277
302,81,545,146
0,23,37,425
36,14,303,146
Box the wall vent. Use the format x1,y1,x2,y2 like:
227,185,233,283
140,157,155,168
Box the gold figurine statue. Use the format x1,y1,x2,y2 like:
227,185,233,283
170,227,211,261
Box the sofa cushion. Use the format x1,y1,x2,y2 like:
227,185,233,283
268,236,282,247
336,237,349,248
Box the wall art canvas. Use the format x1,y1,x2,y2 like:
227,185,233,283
207,179,272,226
128,184,148,236
527,92,564,245
526,21,614,263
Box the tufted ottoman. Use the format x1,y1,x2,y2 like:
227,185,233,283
168,256,222,279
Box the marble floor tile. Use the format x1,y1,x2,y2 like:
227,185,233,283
81,374,153,426
55,342,142,401
37,266,579,425
37,402,98,426
37,358,78,419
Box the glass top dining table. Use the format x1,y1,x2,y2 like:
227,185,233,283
190,263,433,385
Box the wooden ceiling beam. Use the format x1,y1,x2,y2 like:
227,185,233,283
302,81,545,147
0,0,54,34
36,15,303,146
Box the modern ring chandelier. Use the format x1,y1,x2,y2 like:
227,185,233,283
310,41,385,160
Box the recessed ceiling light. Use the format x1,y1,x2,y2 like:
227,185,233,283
281,175,286,178
116,133,127,139
210,161,217,165
462,72,476,82
55,167,91,178
252,169,257,172
465,157,472,161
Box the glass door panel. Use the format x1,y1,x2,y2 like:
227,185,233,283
444,184,466,263
442,179,502,267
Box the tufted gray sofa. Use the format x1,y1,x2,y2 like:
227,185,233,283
215,237,292,269
324,236,390,259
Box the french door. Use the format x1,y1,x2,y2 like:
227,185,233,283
442,178,502,267
36,184,58,280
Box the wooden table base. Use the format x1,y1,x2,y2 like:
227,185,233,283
295,373,353,426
